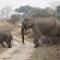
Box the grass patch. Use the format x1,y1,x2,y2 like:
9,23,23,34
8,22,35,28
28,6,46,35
31,44,60,60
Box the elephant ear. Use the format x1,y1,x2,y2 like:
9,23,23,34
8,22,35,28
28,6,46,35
26,18,34,28
23,17,34,30
28,21,34,28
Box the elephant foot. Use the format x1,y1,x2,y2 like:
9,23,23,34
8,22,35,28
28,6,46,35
22,41,25,44
34,43,39,48
8,45,12,48
23,42,25,44
2,45,5,47
0,43,5,47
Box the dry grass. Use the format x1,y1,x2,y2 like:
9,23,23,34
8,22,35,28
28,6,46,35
0,21,13,32
31,44,60,60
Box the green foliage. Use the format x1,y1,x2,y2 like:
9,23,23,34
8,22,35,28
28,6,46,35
15,5,33,13
56,5,60,20
15,5,55,17
56,6,60,16
56,16,60,20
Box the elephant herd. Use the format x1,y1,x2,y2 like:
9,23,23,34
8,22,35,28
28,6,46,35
0,16,60,48
21,16,60,48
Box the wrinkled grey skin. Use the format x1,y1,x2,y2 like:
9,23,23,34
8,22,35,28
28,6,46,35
0,32,13,48
21,17,60,48
38,36,60,47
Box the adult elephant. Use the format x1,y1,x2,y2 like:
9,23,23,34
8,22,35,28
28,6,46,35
21,16,60,48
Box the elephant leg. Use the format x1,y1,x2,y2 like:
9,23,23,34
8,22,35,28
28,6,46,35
5,39,12,48
33,34,41,48
33,32,41,48
0,41,5,47
34,42,39,48
33,38,40,48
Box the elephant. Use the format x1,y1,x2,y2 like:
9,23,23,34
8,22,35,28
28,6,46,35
0,31,13,48
21,16,60,48
38,35,60,47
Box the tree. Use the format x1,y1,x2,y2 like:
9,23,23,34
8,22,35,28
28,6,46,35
56,5,60,20
15,5,33,17
49,0,60,9
15,5,55,18
56,6,60,16
1,5,13,18
8,14,21,24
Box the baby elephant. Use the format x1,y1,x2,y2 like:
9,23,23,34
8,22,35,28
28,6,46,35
0,32,13,48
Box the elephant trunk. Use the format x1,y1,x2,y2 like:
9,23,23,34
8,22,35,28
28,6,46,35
21,24,25,44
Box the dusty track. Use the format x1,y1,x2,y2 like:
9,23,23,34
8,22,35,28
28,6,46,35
0,35,34,60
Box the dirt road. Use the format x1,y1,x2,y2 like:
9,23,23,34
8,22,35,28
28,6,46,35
0,36,34,60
